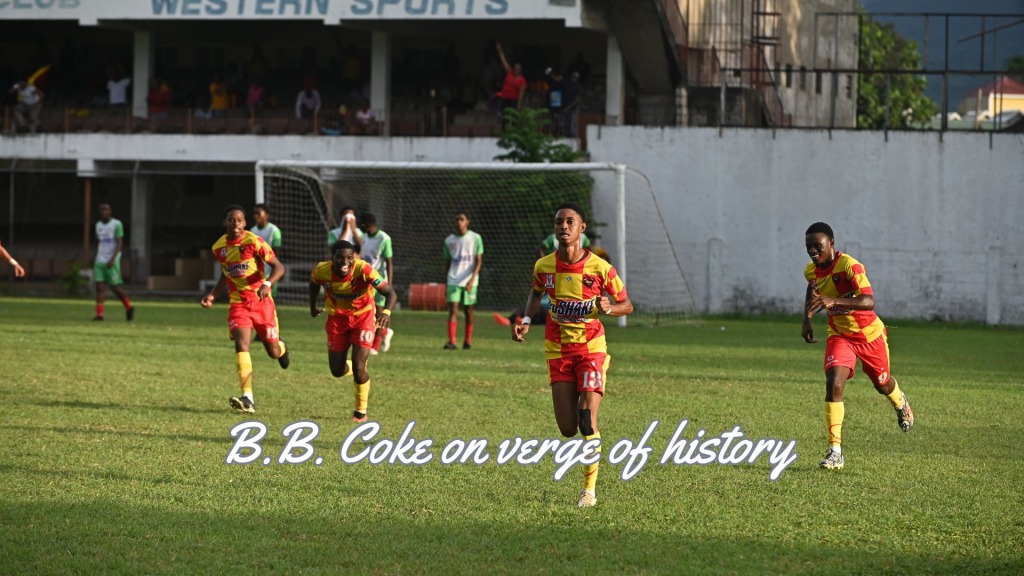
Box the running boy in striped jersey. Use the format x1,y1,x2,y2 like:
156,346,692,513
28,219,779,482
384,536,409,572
310,240,397,422
512,203,633,507
803,222,914,470
201,205,290,414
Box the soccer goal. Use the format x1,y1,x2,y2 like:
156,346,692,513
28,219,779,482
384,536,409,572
255,160,700,326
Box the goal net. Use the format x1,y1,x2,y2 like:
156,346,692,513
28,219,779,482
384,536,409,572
256,161,700,326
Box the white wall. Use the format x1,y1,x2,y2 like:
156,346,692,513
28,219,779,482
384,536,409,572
588,126,1024,324
3,133,506,163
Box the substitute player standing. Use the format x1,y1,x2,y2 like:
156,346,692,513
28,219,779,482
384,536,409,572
512,203,632,507
310,240,397,422
358,212,395,354
803,222,914,470
443,211,483,350
201,205,290,414
93,203,134,321
250,203,282,298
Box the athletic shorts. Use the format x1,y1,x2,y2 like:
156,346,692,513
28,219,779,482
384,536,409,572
824,331,891,386
326,311,377,352
227,297,280,342
548,352,610,395
93,260,124,286
447,284,478,307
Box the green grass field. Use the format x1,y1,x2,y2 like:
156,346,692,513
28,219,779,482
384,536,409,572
1,297,1022,575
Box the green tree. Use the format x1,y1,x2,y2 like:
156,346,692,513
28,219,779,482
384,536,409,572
1006,55,1024,84
493,107,584,163
857,15,937,129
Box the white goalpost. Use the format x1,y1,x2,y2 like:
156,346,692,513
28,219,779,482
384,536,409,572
255,160,699,326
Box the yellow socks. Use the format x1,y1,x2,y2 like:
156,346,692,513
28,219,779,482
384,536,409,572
236,351,253,399
885,379,905,408
825,402,844,448
583,432,601,492
354,379,371,414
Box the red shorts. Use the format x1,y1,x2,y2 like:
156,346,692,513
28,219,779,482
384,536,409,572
824,331,891,386
326,312,376,352
227,297,279,342
547,353,610,395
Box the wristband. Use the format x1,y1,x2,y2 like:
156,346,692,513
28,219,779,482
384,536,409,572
381,309,392,316
520,316,531,326
8,258,18,267
262,280,272,288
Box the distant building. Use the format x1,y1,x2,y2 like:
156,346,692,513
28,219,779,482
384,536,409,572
957,76,1024,117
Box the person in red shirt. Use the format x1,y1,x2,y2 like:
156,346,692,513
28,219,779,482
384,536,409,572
494,42,526,115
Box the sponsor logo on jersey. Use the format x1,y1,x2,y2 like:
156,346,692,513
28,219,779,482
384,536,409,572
226,262,249,277
551,298,596,322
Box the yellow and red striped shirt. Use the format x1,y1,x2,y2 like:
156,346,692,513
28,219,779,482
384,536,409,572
804,251,885,343
533,251,628,360
310,259,383,316
212,231,276,304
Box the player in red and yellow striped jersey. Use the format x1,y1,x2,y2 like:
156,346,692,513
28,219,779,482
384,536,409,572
309,240,397,422
512,203,633,508
201,205,290,414
803,222,914,471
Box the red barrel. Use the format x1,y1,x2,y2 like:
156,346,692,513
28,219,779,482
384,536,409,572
409,283,446,310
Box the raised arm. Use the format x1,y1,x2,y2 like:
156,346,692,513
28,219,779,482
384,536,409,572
496,42,511,73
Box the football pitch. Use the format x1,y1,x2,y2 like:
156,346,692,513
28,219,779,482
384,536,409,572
1,297,1021,575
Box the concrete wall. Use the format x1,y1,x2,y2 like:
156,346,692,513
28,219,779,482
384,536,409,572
1,134,505,163
588,126,1024,324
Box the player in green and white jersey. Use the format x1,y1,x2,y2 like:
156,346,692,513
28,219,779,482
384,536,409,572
443,212,483,350
93,203,133,321
358,212,395,354
251,203,282,297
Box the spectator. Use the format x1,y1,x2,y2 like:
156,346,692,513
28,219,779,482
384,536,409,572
147,77,172,119
562,71,583,137
295,86,321,120
209,75,229,118
494,42,526,114
107,64,131,108
8,80,44,135
355,100,376,130
246,78,264,113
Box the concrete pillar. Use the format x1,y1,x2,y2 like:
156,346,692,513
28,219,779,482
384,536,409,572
370,31,392,135
605,34,625,126
707,237,724,313
986,245,1001,325
130,176,152,285
132,31,153,119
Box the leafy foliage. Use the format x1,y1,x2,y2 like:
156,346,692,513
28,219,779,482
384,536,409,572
857,16,938,129
493,107,584,163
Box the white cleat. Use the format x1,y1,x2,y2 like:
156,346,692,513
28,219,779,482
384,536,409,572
381,328,394,352
577,489,597,508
